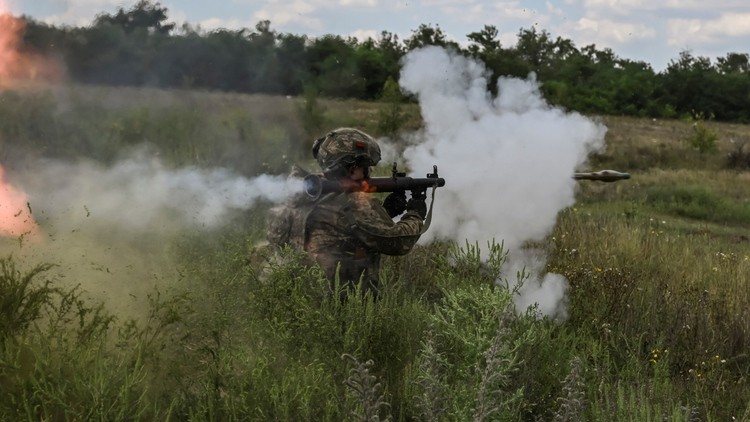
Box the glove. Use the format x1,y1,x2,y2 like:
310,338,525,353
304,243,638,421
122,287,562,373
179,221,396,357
382,191,407,218
406,192,427,220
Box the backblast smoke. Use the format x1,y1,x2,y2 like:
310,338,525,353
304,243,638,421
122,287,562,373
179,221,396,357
398,46,607,320
0,148,300,318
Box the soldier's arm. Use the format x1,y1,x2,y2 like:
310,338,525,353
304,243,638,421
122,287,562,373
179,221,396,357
347,193,424,255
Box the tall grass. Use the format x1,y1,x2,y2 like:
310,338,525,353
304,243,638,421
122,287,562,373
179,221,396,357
0,85,749,420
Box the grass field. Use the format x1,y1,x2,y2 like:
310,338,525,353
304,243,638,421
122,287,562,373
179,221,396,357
0,84,749,421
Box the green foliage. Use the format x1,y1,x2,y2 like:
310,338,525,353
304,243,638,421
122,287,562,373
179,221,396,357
376,77,407,138
643,184,750,223
307,35,366,98
0,256,160,421
298,84,327,140
0,258,55,342
2,88,750,420
17,9,750,122
686,113,719,154
95,0,175,35
404,24,460,51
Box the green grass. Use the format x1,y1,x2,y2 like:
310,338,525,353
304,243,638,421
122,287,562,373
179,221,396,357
0,85,749,420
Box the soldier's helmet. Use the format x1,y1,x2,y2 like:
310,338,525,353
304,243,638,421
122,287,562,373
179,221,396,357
312,128,381,178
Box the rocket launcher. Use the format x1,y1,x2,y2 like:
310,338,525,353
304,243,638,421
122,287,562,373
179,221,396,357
303,163,446,200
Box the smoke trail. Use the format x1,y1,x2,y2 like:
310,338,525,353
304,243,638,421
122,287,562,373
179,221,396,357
21,149,300,233
399,46,606,320
1,149,300,318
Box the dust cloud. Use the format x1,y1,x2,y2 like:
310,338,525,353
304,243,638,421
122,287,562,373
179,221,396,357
398,46,606,320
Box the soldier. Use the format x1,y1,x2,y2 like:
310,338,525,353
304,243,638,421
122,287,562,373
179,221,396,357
266,127,428,296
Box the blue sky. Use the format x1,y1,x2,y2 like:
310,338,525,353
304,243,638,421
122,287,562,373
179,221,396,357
6,0,750,71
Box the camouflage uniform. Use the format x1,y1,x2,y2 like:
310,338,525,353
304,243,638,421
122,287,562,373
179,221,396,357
305,191,423,292
266,128,426,294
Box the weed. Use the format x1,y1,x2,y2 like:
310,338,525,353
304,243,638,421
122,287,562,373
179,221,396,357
343,353,392,421
0,257,56,342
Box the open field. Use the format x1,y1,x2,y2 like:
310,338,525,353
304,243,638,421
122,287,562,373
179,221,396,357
0,85,749,421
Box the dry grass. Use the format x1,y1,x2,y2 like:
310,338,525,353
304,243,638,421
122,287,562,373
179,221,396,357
593,115,750,171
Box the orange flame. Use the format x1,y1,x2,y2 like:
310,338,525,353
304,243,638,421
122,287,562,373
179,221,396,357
0,164,39,238
0,5,64,89
358,180,378,193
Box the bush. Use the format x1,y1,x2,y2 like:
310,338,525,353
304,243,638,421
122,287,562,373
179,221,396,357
686,114,718,154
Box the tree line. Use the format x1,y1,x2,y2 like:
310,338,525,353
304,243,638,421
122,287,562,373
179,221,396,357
17,0,750,122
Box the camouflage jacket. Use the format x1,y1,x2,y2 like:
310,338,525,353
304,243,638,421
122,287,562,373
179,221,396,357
267,188,424,292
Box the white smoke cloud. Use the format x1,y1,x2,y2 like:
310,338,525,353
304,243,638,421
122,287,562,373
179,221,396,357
22,148,300,233
399,46,606,320
2,149,300,319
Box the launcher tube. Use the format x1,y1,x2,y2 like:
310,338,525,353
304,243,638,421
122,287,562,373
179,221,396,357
303,174,445,200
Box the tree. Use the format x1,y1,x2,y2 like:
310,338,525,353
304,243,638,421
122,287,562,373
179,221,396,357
306,35,364,98
467,25,501,56
716,52,749,74
658,50,717,118
514,27,554,70
246,20,282,93
95,0,174,35
372,31,405,90
404,24,459,51
354,39,391,99
276,32,309,95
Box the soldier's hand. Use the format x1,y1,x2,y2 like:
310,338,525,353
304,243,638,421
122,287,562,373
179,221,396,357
406,195,427,220
383,191,408,218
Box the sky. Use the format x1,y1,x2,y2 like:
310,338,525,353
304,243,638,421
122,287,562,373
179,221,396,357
4,0,750,72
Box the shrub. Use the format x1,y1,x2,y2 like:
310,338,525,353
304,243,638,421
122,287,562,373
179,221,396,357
686,113,718,154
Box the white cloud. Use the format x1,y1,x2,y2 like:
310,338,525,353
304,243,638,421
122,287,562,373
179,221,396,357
339,0,377,5
667,13,750,45
197,17,254,31
252,0,322,30
546,1,565,16
32,0,122,26
349,28,379,41
442,3,487,25
570,17,656,44
419,0,476,5
583,0,748,15
492,3,541,20
663,0,748,9
583,0,649,7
